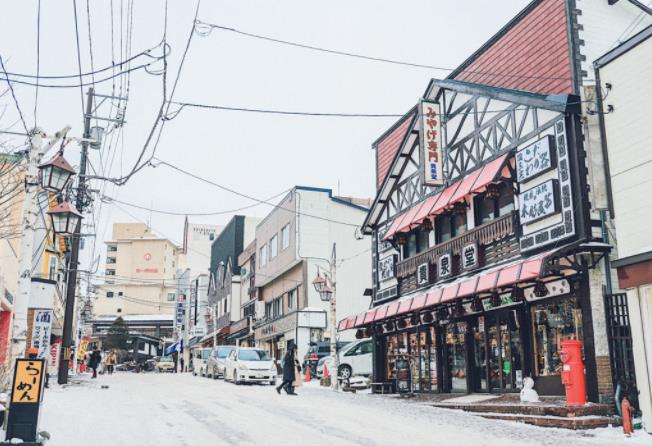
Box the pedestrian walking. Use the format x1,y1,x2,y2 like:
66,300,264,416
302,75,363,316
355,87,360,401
105,350,117,375
88,347,102,379
180,356,185,373
276,345,298,395
292,356,303,393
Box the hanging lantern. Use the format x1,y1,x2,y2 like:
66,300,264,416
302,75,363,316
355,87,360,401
485,183,501,200
490,292,502,308
47,201,82,235
384,321,395,332
410,314,420,326
471,295,483,313
511,286,525,303
451,201,468,216
397,318,407,330
534,280,549,298
355,329,364,339
422,312,434,324
421,218,433,233
397,234,407,246
312,272,332,302
38,152,76,192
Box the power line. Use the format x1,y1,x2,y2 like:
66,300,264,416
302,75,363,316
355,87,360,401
194,19,574,82
0,54,29,135
152,157,362,228
71,0,86,115
34,0,42,125
101,188,290,216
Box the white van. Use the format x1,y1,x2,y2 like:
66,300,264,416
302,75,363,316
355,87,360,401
192,347,212,377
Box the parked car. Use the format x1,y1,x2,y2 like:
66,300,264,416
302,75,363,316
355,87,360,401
206,345,236,379
303,341,350,377
317,339,373,380
191,347,212,377
224,347,276,385
155,356,175,373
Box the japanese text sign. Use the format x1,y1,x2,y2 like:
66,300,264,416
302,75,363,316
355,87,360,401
438,252,452,279
516,135,556,182
462,242,479,270
519,179,559,224
31,310,53,359
11,359,44,404
419,100,444,186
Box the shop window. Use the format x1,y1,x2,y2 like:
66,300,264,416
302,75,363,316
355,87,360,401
402,228,430,259
474,183,514,225
532,298,583,378
436,212,467,244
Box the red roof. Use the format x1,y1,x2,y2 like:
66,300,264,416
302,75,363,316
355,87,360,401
453,0,572,95
376,113,414,189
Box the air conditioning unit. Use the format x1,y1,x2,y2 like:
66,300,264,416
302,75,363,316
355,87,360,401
417,263,429,285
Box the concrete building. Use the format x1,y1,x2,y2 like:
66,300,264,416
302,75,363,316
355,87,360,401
595,25,652,432
94,223,180,317
204,216,259,346
179,218,222,275
253,186,371,364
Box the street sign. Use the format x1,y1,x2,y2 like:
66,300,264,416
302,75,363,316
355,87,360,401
6,358,46,442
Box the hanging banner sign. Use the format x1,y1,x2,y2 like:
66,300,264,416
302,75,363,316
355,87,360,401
516,135,556,182
31,310,53,360
519,179,559,224
419,100,444,186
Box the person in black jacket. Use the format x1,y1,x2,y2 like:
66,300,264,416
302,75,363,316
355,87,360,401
276,346,297,395
88,347,102,379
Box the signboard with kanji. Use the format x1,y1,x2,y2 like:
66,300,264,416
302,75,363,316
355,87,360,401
31,309,53,360
516,135,556,182
6,358,46,442
461,242,479,271
11,359,44,404
419,100,444,186
519,179,559,224
438,252,452,279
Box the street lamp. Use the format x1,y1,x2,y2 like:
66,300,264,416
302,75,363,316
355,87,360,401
38,152,76,192
311,244,340,390
47,201,83,235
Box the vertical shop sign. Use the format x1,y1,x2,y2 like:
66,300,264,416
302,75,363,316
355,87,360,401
419,100,444,186
461,242,479,270
438,252,452,279
6,358,46,442
31,310,53,359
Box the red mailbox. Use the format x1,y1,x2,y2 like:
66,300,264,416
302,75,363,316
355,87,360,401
559,339,586,406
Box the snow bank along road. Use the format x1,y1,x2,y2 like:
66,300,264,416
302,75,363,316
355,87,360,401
40,373,647,446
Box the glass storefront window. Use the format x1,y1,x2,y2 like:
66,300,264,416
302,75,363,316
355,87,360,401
446,322,467,392
532,298,583,377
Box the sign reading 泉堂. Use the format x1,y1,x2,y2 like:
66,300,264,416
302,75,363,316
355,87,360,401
6,358,46,442
516,135,556,182
419,100,444,186
31,309,53,359
519,179,559,224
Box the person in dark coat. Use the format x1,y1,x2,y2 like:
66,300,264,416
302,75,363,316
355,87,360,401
276,346,297,395
88,347,102,379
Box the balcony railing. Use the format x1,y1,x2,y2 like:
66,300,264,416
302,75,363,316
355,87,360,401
396,211,516,278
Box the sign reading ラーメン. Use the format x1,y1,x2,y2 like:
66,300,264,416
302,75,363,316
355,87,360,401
419,100,444,186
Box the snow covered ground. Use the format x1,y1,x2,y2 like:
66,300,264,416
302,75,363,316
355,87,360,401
37,372,649,446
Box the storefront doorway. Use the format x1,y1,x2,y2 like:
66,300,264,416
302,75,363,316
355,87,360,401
486,310,523,392
444,322,468,393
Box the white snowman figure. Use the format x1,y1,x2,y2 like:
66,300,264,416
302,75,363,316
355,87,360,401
520,377,540,403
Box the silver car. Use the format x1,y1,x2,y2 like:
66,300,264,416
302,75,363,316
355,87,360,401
206,346,236,379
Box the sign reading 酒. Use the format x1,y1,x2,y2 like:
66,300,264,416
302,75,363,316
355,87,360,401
516,135,556,182
31,310,53,360
519,179,559,224
419,100,444,186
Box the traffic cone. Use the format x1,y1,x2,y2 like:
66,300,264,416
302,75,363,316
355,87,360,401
305,366,311,382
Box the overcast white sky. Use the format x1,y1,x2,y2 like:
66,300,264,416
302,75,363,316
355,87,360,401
1,0,532,270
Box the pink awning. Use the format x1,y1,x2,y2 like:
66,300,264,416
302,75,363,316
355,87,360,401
476,270,499,293
471,153,511,193
440,283,460,303
396,297,414,315
519,257,544,281
426,289,443,306
354,313,366,328
338,320,347,331
410,294,427,311
362,309,378,324
383,213,409,241
458,276,479,298
373,305,389,321
496,263,523,288
344,316,357,330
385,301,400,318
410,193,441,226
430,181,462,215
448,168,484,204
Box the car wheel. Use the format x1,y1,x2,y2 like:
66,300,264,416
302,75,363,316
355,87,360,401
233,370,240,385
212,367,218,380
339,365,352,380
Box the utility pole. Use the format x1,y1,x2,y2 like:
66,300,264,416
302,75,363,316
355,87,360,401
329,243,339,391
12,127,70,364
58,87,94,385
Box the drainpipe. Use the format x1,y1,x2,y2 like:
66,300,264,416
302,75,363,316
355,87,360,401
600,209,613,295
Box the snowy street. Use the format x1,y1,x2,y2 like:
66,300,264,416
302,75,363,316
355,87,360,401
39,373,646,446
